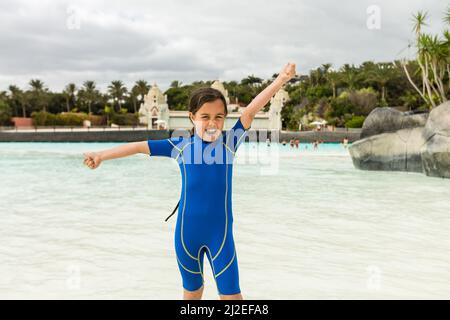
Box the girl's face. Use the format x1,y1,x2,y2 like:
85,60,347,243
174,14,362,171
190,99,226,142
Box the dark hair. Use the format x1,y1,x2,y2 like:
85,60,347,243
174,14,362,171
188,87,228,136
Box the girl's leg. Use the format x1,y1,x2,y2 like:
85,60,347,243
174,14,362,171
183,285,204,300
220,293,243,300
211,228,242,300
175,219,206,300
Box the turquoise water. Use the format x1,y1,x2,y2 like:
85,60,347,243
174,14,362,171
1,141,449,299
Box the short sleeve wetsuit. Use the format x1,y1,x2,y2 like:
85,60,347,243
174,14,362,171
147,117,250,295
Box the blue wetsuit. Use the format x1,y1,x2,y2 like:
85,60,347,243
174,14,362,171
147,117,249,295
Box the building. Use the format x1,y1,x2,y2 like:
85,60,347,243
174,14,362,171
138,80,289,130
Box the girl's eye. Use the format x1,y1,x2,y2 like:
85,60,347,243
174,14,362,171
201,116,223,120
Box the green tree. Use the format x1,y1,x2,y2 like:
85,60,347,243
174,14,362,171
340,64,359,91
165,86,189,110
170,80,182,88
131,80,150,113
78,81,100,114
8,85,27,117
240,75,263,87
107,80,128,112
401,9,449,108
0,99,12,125
363,62,399,103
324,66,341,98
63,83,77,112
28,79,49,113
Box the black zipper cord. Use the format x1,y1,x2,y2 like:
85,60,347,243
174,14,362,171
165,200,180,222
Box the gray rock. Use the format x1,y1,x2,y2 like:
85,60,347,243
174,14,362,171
422,101,450,141
360,107,428,139
420,101,450,178
349,127,425,172
349,102,450,178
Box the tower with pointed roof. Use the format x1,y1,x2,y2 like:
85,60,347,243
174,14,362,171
268,86,289,130
138,83,169,129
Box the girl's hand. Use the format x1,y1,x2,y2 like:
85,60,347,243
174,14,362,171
277,62,297,84
83,152,102,169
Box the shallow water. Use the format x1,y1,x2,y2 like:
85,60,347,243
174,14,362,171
0,141,449,299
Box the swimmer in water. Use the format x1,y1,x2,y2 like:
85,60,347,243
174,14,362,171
343,136,349,148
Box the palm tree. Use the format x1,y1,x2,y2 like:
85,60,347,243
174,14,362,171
0,93,12,125
133,80,150,111
340,64,358,91
411,10,428,35
444,5,450,24
326,71,341,98
170,80,182,88
444,30,450,92
421,34,448,101
107,80,128,112
241,75,263,87
29,79,48,113
309,68,321,87
8,85,27,117
130,86,139,114
129,80,150,114
402,10,449,108
321,63,332,74
79,81,99,114
63,83,77,112
364,62,398,103
309,64,332,87
323,64,341,98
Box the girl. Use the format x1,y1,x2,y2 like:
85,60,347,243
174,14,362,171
83,62,296,300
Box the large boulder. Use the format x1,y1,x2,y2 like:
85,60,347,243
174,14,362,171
349,127,425,172
349,103,450,178
360,107,428,139
420,101,450,178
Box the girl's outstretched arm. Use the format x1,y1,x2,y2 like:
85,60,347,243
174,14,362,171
83,141,149,169
240,62,296,129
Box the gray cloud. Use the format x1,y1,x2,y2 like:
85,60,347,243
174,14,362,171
0,0,447,92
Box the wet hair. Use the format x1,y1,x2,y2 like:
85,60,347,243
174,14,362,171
188,87,228,136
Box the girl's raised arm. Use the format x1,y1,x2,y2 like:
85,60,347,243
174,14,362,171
83,141,150,169
240,62,296,129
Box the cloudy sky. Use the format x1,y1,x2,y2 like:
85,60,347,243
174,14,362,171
0,0,447,92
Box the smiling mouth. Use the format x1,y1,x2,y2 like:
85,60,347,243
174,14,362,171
205,128,218,135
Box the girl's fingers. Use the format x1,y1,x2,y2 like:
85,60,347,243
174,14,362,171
83,153,100,169
84,158,95,168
